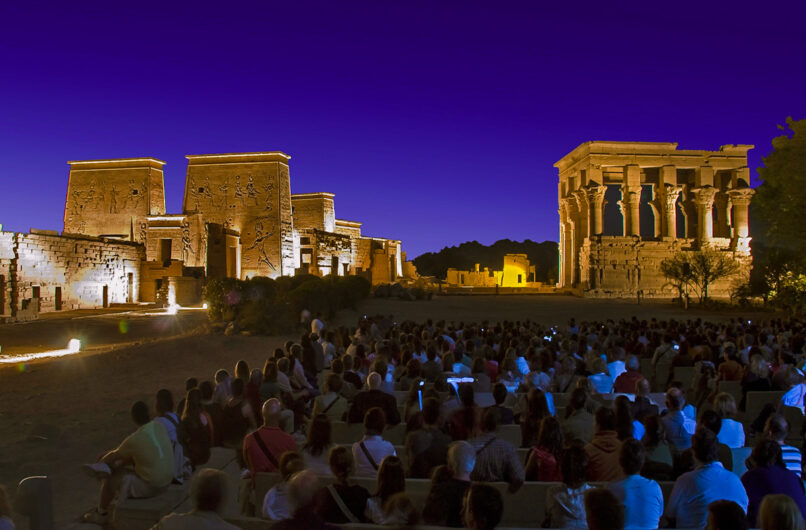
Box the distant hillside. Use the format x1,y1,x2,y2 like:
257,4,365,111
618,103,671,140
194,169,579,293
412,239,559,283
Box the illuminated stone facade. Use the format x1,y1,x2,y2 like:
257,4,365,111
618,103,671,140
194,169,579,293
446,254,541,288
555,142,754,298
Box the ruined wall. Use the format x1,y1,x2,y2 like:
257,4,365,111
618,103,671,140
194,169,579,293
500,254,532,287
446,267,497,287
335,220,363,271
581,236,750,298
64,158,166,239
183,153,293,279
0,232,14,316
0,230,144,316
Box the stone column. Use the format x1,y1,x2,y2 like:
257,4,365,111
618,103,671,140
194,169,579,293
618,187,641,236
661,184,683,238
713,192,731,238
728,188,754,239
565,198,580,285
586,185,606,236
558,201,567,287
573,190,590,239
691,186,718,245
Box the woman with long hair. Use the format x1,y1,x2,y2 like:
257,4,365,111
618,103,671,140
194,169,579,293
641,414,674,480
614,395,644,441
520,387,551,447
447,383,481,440
365,456,406,523
525,416,564,481
301,414,334,475
181,387,213,467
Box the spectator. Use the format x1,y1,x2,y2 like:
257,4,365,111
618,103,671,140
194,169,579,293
342,353,364,390
676,410,733,475
312,373,348,422
585,488,625,530
471,357,492,392
705,500,750,530
525,416,564,481
585,407,623,482
405,397,451,478
213,369,232,407
82,401,173,524
175,377,198,422
589,358,614,394
665,427,748,528
396,359,422,392
614,395,644,441
742,439,806,526
520,387,551,448
422,441,475,527
382,492,420,527
262,452,305,520
469,408,525,491
314,446,370,523
301,414,334,476
154,389,182,445
199,381,224,447
660,387,696,450
246,368,263,418
365,456,405,524
463,483,504,530
545,444,593,528
608,439,663,530
486,383,515,425
631,378,658,422
260,360,283,402
447,383,483,440
273,470,338,530
765,414,802,477
758,494,806,530
347,372,401,425
718,344,743,382
180,388,213,468
352,407,396,477
221,378,257,449
152,469,240,529
563,387,595,444
243,399,297,477
714,392,745,448
641,414,674,480
740,353,772,410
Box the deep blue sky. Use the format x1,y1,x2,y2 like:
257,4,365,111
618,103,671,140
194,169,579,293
1,1,804,257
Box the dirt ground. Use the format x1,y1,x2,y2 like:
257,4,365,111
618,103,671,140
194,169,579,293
0,295,775,528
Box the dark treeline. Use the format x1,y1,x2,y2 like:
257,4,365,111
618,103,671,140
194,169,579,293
412,239,559,283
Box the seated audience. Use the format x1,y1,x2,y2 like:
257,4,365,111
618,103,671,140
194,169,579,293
314,446,370,523
742,439,806,526
665,427,748,528
614,395,644,441
641,413,674,480
705,500,749,530
243,399,297,477
469,408,525,490
382,492,420,527
713,392,745,448
422,441,475,527
152,469,240,529
405,397,451,478
221,378,257,449
447,383,483,440
631,378,658,422
274,470,338,530
180,387,213,468
545,444,593,529
302,414,334,476
608,439,663,530
589,358,614,394
259,360,283,402
352,407,396,477
471,357,492,392
520,387,551,448
463,483,504,530
525,416,564,481
563,387,595,444
199,381,224,447
765,414,802,477
660,387,696,450
82,401,173,524
486,382,515,425
262,452,305,520
365,455,405,524
758,494,806,530
312,373,348,422
585,407,623,481
347,372,401,425
585,488,625,530
676,410,733,475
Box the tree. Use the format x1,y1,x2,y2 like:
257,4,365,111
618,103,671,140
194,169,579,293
661,250,740,304
754,117,806,254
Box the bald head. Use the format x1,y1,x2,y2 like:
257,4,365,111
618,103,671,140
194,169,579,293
367,372,382,390
262,398,282,426
666,387,685,411
636,378,650,396
287,470,319,514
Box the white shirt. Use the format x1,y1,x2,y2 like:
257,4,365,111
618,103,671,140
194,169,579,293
302,447,333,476
262,482,291,520
589,373,613,394
609,474,664,530
665,462,748,529
717,418,745,449
352,435,396,477
608,360,627,382
155,412,180,444
782,383,806,412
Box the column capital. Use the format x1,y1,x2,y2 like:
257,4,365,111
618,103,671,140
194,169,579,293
662,184,683,207
585,184,607,204
572,189,589,208
691,186,718,207
727,187,755,206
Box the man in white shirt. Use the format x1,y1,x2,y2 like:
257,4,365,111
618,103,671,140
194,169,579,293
609,439,663,530
352,407,396,477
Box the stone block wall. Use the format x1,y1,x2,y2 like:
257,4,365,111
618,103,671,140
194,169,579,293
0,230,144,317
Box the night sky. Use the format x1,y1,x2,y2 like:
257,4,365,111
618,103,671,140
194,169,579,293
1,1,804,257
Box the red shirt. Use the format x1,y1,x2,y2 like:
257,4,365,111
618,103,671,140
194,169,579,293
613,370,644,394
243,426,297,476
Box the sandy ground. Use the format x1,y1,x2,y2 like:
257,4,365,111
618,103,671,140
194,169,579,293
0,295,775,528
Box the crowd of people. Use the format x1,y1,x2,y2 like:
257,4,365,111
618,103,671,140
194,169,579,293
71,313,806,529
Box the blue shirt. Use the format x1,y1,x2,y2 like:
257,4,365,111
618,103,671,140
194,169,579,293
665,462,748,529
661,410,696,450
742,464,806,526
609,474,664,530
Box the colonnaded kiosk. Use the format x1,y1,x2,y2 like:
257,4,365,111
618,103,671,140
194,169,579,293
555,141,754,298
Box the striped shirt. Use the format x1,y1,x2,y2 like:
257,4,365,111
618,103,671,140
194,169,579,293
781,443,802,478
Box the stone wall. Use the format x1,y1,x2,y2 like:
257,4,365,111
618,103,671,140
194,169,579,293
291,194,336,232
0,230,144,317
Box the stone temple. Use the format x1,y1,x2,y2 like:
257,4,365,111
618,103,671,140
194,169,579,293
0,152,411,319
555,141,754,298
